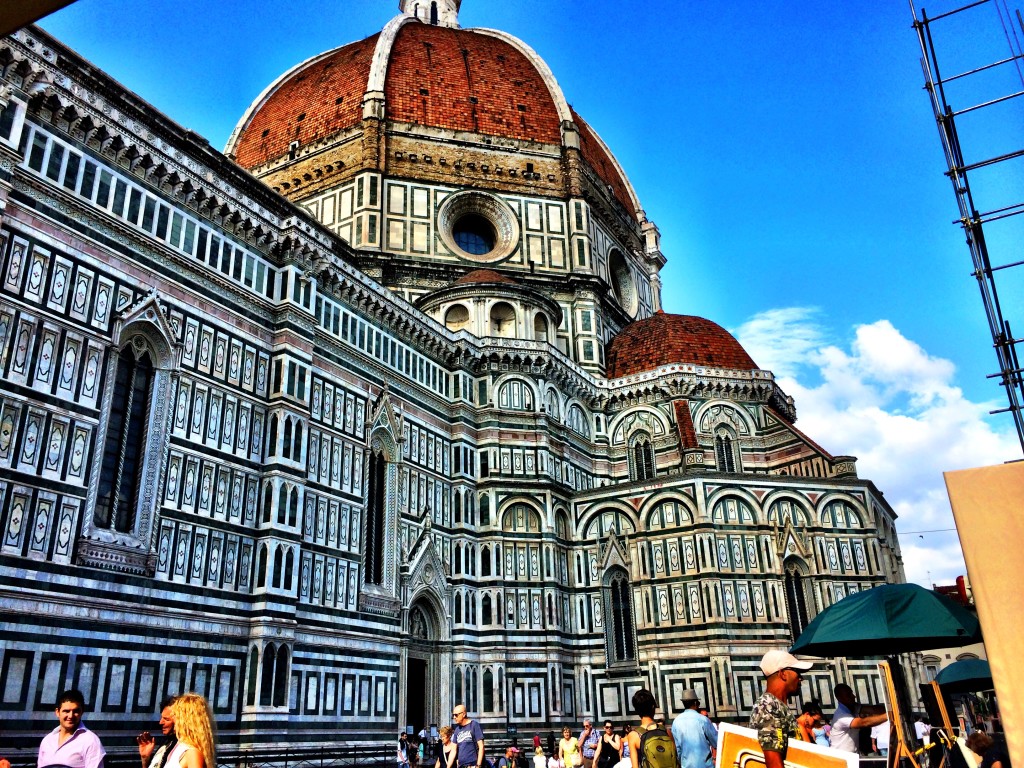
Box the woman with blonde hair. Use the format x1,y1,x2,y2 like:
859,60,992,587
435,725,456,768
167,694,216,768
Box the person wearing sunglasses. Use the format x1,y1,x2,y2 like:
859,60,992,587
750,651,813,768
451,706,484,768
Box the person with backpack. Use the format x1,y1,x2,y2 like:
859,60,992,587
749,650,813,768
624,689,678,768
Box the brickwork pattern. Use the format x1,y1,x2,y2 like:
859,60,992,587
233,35,380,169
606,311,760,378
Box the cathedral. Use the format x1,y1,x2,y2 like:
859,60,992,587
0,0,905,749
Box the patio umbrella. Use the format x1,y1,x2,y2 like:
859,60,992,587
790,583,981,657
935,659,993,693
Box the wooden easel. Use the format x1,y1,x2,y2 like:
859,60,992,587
879,661,921,768
922,680,960,768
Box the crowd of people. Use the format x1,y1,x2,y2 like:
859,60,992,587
25,662,1008,768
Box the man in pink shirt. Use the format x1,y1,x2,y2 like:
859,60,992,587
38,689,105,768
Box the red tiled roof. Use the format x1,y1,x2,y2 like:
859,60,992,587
233,34,380,169
571,108,636,220
232,23,564,170
453,269,518,285
385,24,562,143
673,399,698,449
606,312,759,378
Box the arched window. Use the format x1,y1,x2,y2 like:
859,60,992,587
714,427,740,473
246,646,259,705
784,558,811,639
262,483,273,524
260,643,276,705
430,2,439,26
284,548,294,589
497,379,534,411
605,569,636,663
282,417,293,459
293,421,303,462
445,304,470,332
273,646,290,707
95,347,155,534
454,543,463,575
502,504,542,532
455,491,463,524
268,415,278,457
534,314,549,342
482,545,491,577
365,447,387,584
272,546,283,588
566,404,591,438
277,485,288,525
256,545,268,589
483,668,494,712
629,433,655,481
288,488,298,527
482,594,493,625
480,494,490,526
455,592,463,623
489,302,516,337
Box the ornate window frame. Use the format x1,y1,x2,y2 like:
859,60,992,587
78,295,180,575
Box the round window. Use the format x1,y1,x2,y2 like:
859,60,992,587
453,214,496,256
438,191,520,264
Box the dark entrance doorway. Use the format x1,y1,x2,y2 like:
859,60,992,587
406,656,427,731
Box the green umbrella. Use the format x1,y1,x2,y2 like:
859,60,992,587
934,659,992,693
790,583,982,657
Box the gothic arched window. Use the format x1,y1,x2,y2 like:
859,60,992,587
604,569,636,663
714,427,740,473
784,558,811,639
95,347,154,534
365,447,387,584
628,432,654,481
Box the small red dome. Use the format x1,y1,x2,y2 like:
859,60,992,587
606,312,759,378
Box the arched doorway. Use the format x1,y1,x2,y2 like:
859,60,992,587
403,597,447,733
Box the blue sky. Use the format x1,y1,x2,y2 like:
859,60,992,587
37,0,1024,585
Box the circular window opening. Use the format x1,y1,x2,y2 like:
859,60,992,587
438,190,520,264
453,214,496,256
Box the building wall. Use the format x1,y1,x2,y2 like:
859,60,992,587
0,24,904,753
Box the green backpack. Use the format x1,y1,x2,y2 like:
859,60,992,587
638,726,679,768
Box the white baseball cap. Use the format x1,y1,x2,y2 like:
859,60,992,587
760,650,813,677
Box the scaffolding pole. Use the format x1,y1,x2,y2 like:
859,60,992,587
911,0,1024,454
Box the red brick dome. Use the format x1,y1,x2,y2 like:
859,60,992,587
606,312,760,378
227,15,639,219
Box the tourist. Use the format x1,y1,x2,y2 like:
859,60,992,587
38,689,105,768
435,725,456,768
452,705,484,768
671,690,717,768
750,650,813,768
624,689,677,768
560,727,581,767
593,722,621,768
966,732,1011,768
137,696,177,768
830,684,888,755
165,694,215,768
579,720,600,768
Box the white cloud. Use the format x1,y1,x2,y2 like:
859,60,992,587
734,309,1020,586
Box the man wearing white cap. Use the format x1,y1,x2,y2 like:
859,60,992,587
671,690,717,768
749,651,813,768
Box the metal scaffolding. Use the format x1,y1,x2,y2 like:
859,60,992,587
912,0,1024,453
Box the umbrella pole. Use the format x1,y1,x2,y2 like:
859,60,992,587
879,661,921,768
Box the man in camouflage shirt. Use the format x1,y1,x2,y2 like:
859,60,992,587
750,651,813,768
